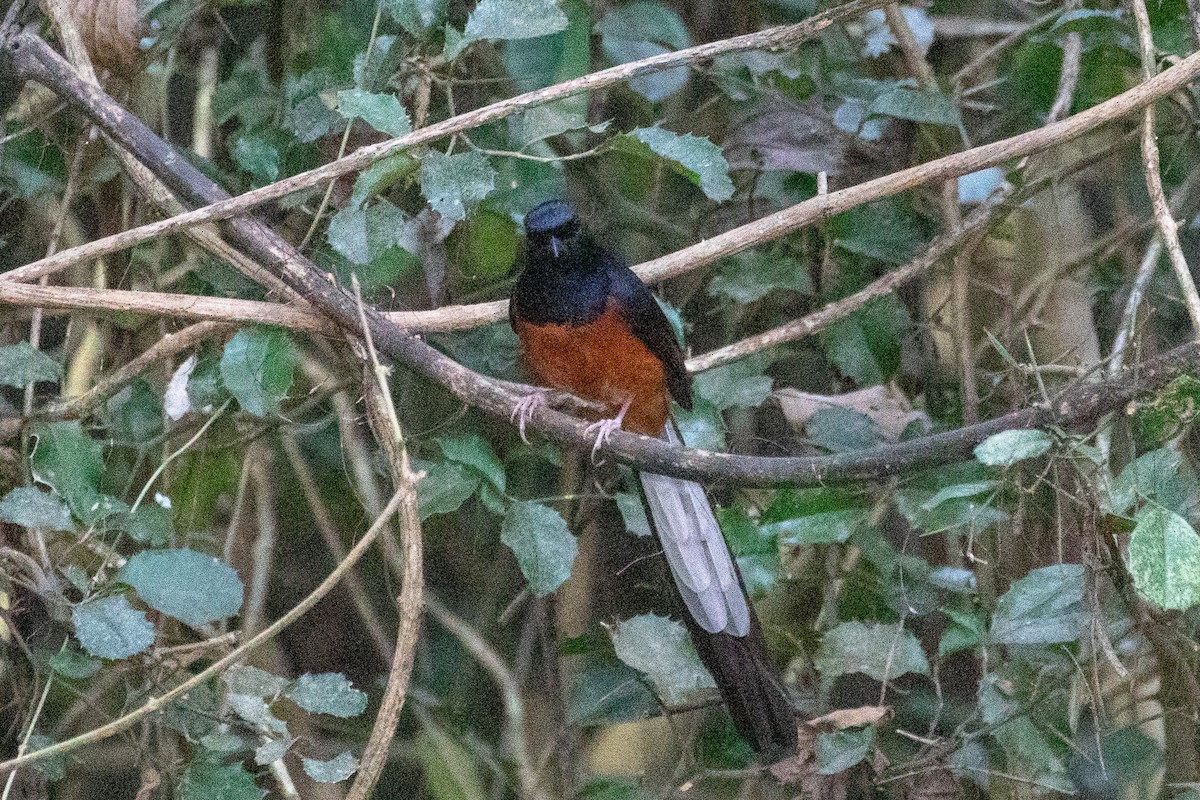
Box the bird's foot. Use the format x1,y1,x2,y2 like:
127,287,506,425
583,399,631,463
511,390,549,444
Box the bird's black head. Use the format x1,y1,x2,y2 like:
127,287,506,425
524,200,585,262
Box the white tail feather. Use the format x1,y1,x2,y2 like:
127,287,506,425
638,426,750,636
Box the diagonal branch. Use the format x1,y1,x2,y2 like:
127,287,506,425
1,0,886,286
5,25,1200,491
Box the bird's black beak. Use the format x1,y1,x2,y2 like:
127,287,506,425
550,236,563,257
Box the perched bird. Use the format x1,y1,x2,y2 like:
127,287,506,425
509,200,798,756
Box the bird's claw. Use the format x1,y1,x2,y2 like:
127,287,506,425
511,391,548,444
582,399,631,463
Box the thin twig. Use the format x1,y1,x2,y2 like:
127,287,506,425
1130,0,1200,331
0,486,410,774
0,0,885,286
345,276,425,800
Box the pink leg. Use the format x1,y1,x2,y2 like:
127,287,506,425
582,398,632,462
511,390,548,444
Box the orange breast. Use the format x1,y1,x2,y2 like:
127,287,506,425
514,300,670,436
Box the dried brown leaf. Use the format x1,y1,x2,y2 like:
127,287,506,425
807,705,891,730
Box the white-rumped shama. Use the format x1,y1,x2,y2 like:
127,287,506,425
509,200,798,756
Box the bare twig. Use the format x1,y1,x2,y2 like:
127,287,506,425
1130,0,1200,332
346,276,424,800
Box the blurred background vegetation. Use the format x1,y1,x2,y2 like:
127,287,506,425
3,0,1200,797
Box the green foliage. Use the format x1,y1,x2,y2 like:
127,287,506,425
72,595,156,659
816,726,874,774
6,0,1199,792
990,564,1085,645
419,151,497,221
303,752,359,783
178,758,266,800
284,672,369,717
0,342,62,387
464,0,568,41
415,725,487,800
619,127,734,202
501,500,577,596
1129,505,1200,611
0,487,74,531
30,421,114,524
814,621,930,689
974,429,1054,466
610,613,715,704
117,548,245,626
337,88,413,137
596,2,690,101
220,328,298,416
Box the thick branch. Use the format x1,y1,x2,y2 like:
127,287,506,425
6,27,1200,491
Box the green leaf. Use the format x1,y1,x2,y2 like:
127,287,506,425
26,735,65,782
868,86,961,128
464,0,567,40
806,407,884,453
921,481,997,512
502,0,590,145
117,548,245,627
228,693,289,734
416,459,480,519
119,504,174,547
938,604,985,657
437,434,505,493
72,595,155,659
0,487,74,531
49,645,102,679
615,491,652,537
31,421,106,523
303,752,358,783
254,735,293,765
224,665,291,697
501,501,577,596
419,151,496,221
220,328,298,417
816,726,875,775
284,672,368,717
832,200,927,265
178,759,266,800
1129,506,1200,611
384,0,446,33
814,621,929,685
707,251,812,303
693,354,773,410
990,563,1085,644
0,342,62,387
326,199,410,267
623,126,734,202
1106,447,1194,516
106,379,163,442
821,295,909,385
231,134,280,183
596,2,690,101
611,614,715,704
974,429,1054,466
761,508,864,545
350,154,418,207
415,726,487,800
337,88,412,137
